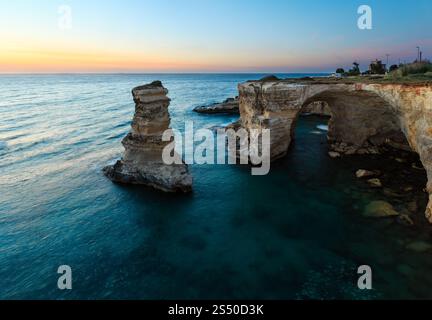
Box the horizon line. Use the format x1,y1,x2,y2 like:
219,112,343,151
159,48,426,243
0,71,333,75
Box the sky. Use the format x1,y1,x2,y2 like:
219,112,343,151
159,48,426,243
0,0,431,73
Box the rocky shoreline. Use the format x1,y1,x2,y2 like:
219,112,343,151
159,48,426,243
350,147,429,227
237,77,432,223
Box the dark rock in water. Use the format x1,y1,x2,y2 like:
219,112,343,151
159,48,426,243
103,81,192,193
407,200,418,213
397,264,415,277
193,97,239,114
363,201,399,218
406,241,432,253
383,188,404,198
367,178,383,188
259,75,280,82
396,214,414,226
298,77,314,81
356,169,380,179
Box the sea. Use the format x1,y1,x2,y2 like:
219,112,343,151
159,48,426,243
0,73,431,299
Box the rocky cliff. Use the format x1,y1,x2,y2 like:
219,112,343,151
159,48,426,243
104,81,192,193
238,78,432,222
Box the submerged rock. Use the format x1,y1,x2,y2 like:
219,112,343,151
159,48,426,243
367,178,383,188
328,151,341,158
397,264,415,277
363,201,399,218
396,214,415,226
383,188,404,198
104,81,192,193
406,241,432,253
407,200,418,213
356,169,380,179
193,97,239,114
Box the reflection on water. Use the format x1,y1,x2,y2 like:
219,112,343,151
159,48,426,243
0,74,431,300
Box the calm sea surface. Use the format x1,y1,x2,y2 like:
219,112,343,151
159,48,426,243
0,74,431,299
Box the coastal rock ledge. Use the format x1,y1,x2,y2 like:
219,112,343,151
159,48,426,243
193,97,240,114
237,78,432,222
104,81,192,193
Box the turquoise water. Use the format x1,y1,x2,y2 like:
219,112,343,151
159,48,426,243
1,74,431,300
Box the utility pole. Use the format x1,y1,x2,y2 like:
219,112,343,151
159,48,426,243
420,51,423,62
417,46,420,62
385,54,390,71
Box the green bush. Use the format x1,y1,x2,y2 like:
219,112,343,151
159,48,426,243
394,61,432,77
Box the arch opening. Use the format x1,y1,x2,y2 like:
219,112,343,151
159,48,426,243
299,90,412,155
293,89,429,223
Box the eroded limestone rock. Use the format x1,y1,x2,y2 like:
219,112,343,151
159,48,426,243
104,81,192,193
237,79,432,222
301,101,332,116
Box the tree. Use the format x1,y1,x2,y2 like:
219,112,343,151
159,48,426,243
347,62,361,76
336,68,345,74
389,64,399,72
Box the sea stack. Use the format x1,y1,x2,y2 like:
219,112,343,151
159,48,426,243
104,81,192,193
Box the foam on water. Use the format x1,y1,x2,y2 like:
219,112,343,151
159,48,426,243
317,124,329,131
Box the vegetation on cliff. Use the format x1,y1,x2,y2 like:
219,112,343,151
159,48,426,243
334,59,432,83
386,61,432,81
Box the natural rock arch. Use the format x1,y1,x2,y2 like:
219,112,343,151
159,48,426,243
238,79,432,222
299,88,410,154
